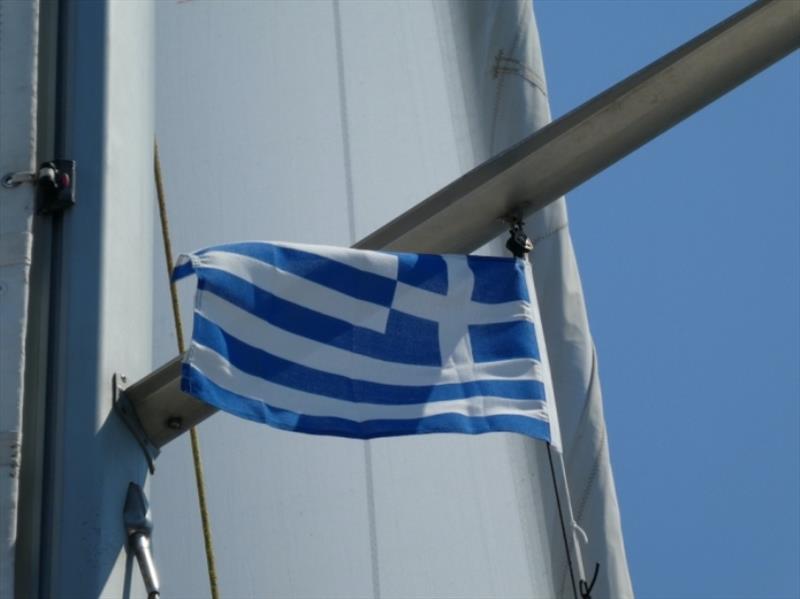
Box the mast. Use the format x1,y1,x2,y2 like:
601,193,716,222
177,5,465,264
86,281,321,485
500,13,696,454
17,2,156,596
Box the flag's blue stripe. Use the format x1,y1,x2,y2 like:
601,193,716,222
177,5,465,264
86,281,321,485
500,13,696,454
193,313,546,403
468,256,530,304
396,253,448,295
469,321,541,363
197,242,397,306
172,259,196,281
197,267,441,366
183,363,552,442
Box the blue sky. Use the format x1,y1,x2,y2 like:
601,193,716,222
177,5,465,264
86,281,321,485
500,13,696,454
534,2,800,597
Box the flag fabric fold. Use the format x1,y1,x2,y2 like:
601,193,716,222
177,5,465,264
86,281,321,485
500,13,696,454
174,241,560,448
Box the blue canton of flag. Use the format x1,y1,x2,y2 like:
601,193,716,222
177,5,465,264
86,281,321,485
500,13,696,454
173,241,561,449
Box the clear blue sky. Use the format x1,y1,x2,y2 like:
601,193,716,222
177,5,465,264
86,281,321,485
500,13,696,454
534,2,799,598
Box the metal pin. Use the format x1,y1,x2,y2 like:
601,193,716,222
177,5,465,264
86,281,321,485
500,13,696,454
1,171,36,189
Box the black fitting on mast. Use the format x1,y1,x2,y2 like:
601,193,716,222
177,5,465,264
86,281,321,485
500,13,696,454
1,160,76,214
505,218,533,258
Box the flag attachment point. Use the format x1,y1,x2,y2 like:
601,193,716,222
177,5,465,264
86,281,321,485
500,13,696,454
505,218,533,258
175,241,560,445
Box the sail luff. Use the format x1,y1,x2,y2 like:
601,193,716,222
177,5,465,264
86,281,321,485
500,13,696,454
0,1,39,595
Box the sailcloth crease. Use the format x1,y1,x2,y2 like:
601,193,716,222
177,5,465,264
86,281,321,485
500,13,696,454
174,241,560,446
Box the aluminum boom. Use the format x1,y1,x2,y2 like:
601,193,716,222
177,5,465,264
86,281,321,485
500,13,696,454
122,0,800,456
357,0,800,253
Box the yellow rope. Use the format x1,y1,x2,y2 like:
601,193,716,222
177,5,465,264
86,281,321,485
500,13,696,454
154,140,220,599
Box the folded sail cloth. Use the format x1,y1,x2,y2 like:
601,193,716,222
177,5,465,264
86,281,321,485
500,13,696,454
173,241,561,448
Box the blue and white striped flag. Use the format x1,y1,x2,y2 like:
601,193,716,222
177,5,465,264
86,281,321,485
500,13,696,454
173,241,561,449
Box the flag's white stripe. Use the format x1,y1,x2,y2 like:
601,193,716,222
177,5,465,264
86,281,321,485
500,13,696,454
270,241,399,280
392,281,532,325
196,289,545,386
200,249,532,328
190,343,550,423
196,250,390,333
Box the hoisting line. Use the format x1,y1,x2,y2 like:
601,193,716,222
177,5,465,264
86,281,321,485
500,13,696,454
547,443,578,599
506,219,583,599
154,140,220,599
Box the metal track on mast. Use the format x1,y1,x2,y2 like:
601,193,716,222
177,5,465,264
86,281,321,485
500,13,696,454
357,0,800,253
118,0,800,457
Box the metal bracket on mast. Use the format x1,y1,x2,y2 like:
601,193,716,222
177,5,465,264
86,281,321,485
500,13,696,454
113,359,217,470
114,374,160,474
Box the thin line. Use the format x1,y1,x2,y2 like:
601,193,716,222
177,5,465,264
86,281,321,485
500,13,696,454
363,444,382,599
548,442,578,599
333,0,357,243
333,3,380,595
155,140,220,599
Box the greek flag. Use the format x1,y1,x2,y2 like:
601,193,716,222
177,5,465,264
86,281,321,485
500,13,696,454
173,242,561,448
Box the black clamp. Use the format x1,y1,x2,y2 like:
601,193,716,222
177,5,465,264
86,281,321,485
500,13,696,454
37,160,76,214
2,159,76,215
505,219,533,258
579,563,600,599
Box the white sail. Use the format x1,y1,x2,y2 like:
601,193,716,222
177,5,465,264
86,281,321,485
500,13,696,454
147,1,630,597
